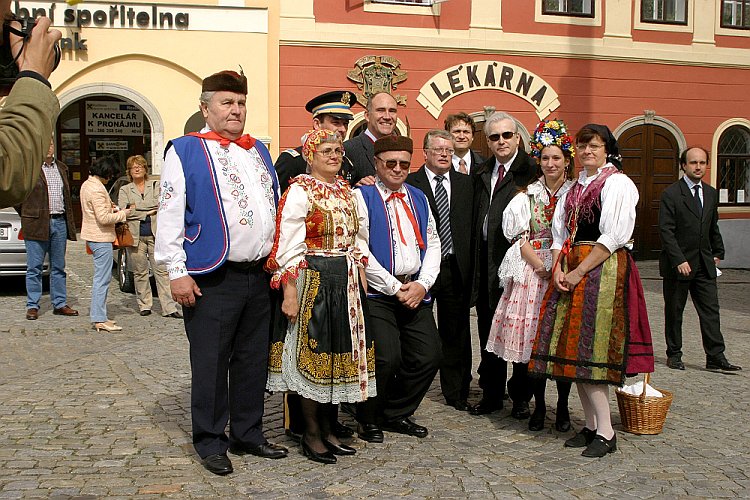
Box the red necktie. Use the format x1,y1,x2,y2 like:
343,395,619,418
386,192,426,250
188,131,256,150
493,164,505,195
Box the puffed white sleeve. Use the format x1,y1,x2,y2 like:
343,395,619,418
352,190,370,268
598,173,639,253
551,190,571,251
265,183,309,289
502,192,531,243
154,147,188,280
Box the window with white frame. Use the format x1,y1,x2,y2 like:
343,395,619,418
722,0,750,29
641,0,688,24
718,125,750,205
542,0,594,17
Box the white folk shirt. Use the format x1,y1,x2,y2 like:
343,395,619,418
155,130,278,280
354,180,441,296
551,164,639,254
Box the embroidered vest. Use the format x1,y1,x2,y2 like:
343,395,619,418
169,136,278,274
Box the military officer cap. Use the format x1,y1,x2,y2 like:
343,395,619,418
305,91,357,120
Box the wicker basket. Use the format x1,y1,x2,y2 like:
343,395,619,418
616,373,673,435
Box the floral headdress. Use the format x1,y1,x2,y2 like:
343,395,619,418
301,129,340,164
530,119,575,159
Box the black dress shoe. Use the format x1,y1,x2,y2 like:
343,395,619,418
382,418,428,438
139,309,152,316
357,423,384,443
333,420,354,439
324,439,356,456
511,401,531,420
446,399,470,411
581,434,617,457
201,453,233,475
167,311,183,319
667,358,685,370
555,405,571,433
301,439,337,464
229,441,288,459
528,409,546,431
706,359,742,371
469,399,502,416
564,427,597,448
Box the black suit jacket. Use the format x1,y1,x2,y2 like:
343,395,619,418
344,133,375,185
658,179,724,280
406,166,474,303
472,149,538,300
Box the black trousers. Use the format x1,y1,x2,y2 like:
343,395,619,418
475,241,532,405
357,295,442,424
663,262,726,361
185,263,271,458
432,255,472,402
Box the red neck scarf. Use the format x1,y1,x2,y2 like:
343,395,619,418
189,131,256,150
386,192,426,250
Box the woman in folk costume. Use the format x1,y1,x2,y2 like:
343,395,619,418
529,124,654,458
265,129,375,465
486,119,575,432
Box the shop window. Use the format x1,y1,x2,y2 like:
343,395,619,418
542,0,594,17
722,0,750,29
641,0,687,24
717,125,750,205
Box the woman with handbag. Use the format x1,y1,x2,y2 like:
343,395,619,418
118,155,181,318
80,156,131,332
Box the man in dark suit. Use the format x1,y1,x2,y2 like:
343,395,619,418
470,112,538,417
445,112,485,175
274,90,357,190
406,129,474,412
344,92,398,186
16,140,78,320
659,146,741,372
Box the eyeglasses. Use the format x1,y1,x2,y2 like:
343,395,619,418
376,157,411,170
428,147,455,155
575,143,605,152
487,131,516,142
316,148,344,158
130,166,145,171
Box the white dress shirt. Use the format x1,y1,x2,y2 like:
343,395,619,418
682,176,704,206
452,151,473,175
155,128,278,279
424,166,452,201
354,181,441,296
551,164,639,253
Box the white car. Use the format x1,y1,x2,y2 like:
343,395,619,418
0,207,50,277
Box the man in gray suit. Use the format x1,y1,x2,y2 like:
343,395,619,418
659,146,741,372
344,92,398,186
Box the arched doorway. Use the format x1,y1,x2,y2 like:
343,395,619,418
618,124,680,259
57,96,153,228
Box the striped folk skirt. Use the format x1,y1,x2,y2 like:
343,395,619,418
530,243,653,386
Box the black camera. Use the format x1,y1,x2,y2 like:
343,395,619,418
0,17,62,95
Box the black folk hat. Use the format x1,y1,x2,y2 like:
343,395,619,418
202,70,248,95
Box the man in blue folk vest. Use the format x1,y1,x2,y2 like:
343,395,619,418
155,70,287,476
353,135,443,443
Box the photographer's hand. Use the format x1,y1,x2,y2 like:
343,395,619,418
10,17,61,79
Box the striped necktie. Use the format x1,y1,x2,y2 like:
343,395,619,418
434,174,453,257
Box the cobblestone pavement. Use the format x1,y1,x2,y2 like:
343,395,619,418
0,239,747,498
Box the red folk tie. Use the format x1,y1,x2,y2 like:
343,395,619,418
386,192,426,250
188,131,256,150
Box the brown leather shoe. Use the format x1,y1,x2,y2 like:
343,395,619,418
26,308,39,320
53,305,79,316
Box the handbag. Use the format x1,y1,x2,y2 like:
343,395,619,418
113,222,135,248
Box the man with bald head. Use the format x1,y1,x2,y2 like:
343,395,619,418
344,91,399,185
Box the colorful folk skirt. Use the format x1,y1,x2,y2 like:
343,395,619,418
267,254,376,404
529,243,652,386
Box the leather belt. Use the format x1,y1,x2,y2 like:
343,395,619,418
394,274,412,284
50,213,65,218
225,259,266,272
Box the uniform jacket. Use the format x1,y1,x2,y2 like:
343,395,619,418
118,179,161,246
659,179,725,280
406,166,474,304
344,133,376,185
472,149,538,300
16,160,76,241
0,77,60,208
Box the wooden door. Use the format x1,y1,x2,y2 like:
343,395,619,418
619,124,679,260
